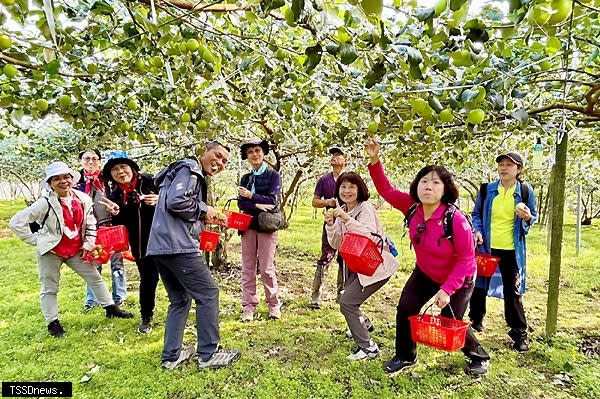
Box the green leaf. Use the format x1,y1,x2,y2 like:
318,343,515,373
406,47,423,66
338,42,358,65
415,7,435,22
449,0,468,12
511,108,529,123
361,0,383,19
90,0,114,16
303,44,322,72
365,61,386,88
260,0,286,13
44,60,60,75
292,0,304,21
461,88,479,103
427,96,443,113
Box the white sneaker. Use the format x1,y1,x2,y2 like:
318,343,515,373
198,349,241,370
241,310,254,322
346,342,380,360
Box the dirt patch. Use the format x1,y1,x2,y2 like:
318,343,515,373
579,335,600,358
0,229,13,239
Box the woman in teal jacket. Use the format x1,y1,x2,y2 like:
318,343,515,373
469,153,536,352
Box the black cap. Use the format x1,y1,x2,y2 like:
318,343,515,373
495,152,523,166
328,145,345,155
102,157,140,181
240,137,269,160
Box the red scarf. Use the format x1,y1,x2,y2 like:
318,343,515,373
53,196,84,259
118,175,139,205
84,170,104,194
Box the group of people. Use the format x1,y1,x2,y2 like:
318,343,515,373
9,137,536,375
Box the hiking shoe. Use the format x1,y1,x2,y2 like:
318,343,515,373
137,319,152,334
161,346,195,370
47,319,65,338
241,310,254,322
308,302,321,310
105,304,134,319
513,337,529,352
347,343,380,360
467,359,489,375
268,308,281,320
198,349,241,370
345,321,375,338
83,304,96,312
471,320,484,333
383,356,417,374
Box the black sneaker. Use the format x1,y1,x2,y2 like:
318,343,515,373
383,356,417,374
137,319,152,334
467,359,489,375
471,320,484,333
104,304,134,319
513,337,529,352
47,320,65,338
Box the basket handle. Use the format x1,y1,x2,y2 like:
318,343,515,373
369,232,385,254
223,197,239,210
422,302,458,320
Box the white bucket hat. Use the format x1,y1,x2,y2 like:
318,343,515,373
44,161,81,183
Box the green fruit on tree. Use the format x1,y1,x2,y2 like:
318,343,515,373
87,64,98,74
36,99,49,112
367,121,379,133
0,131,6,139
403,119,414,131
361,0,383,17
134,59,146,72
547,0,572,25
412,98,428,114
127,98,138,110
181,113,192,123
439,108,454,123
2,64,19,79
196,119,208,130
151,56,164,68
0,0,15,5
540,60,552,71
0,34,12,50
186,38,200,52
370,92,384,107
528,3,551,25
467,108,485,124
58,95,71,107
184,96,196,109
426,126,435,135
120,121,131,131
178,42,188,54
199,44,215,63
451,50,473,67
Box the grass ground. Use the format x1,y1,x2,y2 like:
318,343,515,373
0,202,598,399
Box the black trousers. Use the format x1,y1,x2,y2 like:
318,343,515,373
468,249,528,340
395,267,490,362
136,257,160,321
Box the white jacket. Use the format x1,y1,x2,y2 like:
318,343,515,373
10,189,97,256
326,201,399,287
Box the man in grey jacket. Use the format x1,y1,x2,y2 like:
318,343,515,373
146,141,240,370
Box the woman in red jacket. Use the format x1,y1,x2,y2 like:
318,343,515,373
365,139,490,375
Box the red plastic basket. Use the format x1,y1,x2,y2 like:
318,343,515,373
96,225,129,252
200,230,221,252
222,209,252,231
83,248,112,264
475,252,500,277
338,233,384,276
409,310,470,352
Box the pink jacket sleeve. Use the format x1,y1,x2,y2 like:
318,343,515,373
440,211,476,295
368,161,413,216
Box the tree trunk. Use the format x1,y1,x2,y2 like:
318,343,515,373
536,186,544,222
546,131,568,338
545,165,555,250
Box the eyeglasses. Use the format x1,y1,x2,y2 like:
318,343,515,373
414,222,426,245
82,156,100,162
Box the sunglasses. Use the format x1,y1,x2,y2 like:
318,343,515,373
414,222,426,245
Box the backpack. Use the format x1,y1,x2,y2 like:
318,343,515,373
29,197,51,233
403,202,475,247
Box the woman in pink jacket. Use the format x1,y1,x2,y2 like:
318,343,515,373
365,139,490,375
325,172,399,361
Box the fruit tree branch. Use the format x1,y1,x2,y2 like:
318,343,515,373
0,53,91,78
137,0,248,12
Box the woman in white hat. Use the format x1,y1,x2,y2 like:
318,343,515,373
9,161,134,338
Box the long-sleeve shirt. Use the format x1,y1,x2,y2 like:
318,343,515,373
368,161,475,295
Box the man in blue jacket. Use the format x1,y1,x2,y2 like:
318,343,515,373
147,141,240,370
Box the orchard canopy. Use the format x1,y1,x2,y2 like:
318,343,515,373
0,0,598,187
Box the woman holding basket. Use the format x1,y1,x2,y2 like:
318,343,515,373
325,171,399,360
365,138,490,375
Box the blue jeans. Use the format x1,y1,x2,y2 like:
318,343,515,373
84,252,127,307
152,253,220,362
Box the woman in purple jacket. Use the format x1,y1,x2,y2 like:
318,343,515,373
237,138,282,322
